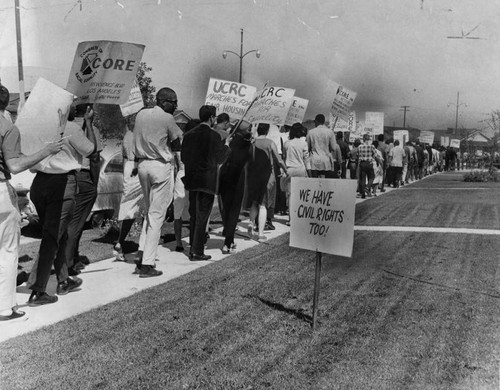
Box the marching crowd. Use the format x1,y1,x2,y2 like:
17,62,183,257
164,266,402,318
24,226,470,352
1,84,460,323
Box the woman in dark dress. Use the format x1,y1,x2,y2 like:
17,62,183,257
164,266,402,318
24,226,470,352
218,122,253,253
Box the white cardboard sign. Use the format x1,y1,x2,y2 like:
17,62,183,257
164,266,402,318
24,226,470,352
450,138,460,148
289,178,357,257
330,85,357,122
285,96,309,126
205,78,257,120
120,78,144,116
245,86,296,126
365,112,384,135
419,130,435,145
66,40,145,105
15,78,74,156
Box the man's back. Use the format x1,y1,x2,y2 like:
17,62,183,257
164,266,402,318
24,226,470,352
134,106,181,163
182,124,228,194
306,125,335,170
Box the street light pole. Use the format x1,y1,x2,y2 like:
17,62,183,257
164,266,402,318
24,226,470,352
223,28,260,84
448,91,467,139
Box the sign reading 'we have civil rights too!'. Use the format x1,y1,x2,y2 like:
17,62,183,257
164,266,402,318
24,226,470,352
289,178,357,257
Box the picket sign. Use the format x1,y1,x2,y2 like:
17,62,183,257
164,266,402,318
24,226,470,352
205,78,257,120
289,177,357,329
66,40,145,105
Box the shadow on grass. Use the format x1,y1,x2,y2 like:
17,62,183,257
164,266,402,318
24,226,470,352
244,294,312,325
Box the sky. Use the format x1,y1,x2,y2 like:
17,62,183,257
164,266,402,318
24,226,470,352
1,0,500,132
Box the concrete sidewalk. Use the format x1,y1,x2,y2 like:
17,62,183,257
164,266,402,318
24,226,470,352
1,216,292,343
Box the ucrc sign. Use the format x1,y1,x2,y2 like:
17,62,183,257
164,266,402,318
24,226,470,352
205,78,256,120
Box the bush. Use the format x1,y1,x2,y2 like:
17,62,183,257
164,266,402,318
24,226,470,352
463,166,499,182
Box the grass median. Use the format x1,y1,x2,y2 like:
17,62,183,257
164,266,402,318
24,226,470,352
2,226,499,389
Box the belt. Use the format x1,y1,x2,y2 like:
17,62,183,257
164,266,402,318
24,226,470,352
37,170,76,176
137,158,169,163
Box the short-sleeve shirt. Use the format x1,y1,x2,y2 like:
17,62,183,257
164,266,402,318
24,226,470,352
134,106,183,163
33,121,94,174
389,145,404,167
0,116,23,180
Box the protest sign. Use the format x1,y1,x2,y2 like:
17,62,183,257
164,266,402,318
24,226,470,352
66,40,145,105
450,138,460,148
348,115,361,142
120,78,144,116
393,130,409,146
419,130,435,145
285,96,309,126
365,112,384,135
330,84,357,122
289,178,357,257
441,136,450,147
205,78,256,120
15,78,74,157
245,86,295,126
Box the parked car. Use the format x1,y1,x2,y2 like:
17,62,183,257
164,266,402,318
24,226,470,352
11,138,124,227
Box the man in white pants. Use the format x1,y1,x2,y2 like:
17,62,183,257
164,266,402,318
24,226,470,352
0,85,62,322
134,87,183,277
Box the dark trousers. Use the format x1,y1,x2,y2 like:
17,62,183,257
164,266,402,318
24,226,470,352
387,166,403,187
348,161,357,180
379,166,387,190
28,172,77,292
64,170,98,268
340,161,347,179
189,190,214,256
359,161,375,197
311,170,337,178
220,170,245,247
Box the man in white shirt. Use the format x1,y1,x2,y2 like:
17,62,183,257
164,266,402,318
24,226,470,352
133,87,183,277
387,139,404,188
306,114,338,178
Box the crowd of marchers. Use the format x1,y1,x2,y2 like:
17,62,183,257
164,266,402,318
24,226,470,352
0,84,468,324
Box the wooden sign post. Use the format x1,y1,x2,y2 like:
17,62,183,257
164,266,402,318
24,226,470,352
289,178,357,329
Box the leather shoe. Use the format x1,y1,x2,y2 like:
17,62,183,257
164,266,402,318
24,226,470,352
56,276,83,295
28,291,58,306
68,266,81,276
139,265,163,278
78,255,90,265
264,222,276,231
74,261,86,270
189,253,212,261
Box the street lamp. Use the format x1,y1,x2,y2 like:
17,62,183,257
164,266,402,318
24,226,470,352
222,28,260,83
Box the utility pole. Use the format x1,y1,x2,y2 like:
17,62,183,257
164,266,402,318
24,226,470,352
14,0,25,112
400,105,410,128
448,91,467,139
